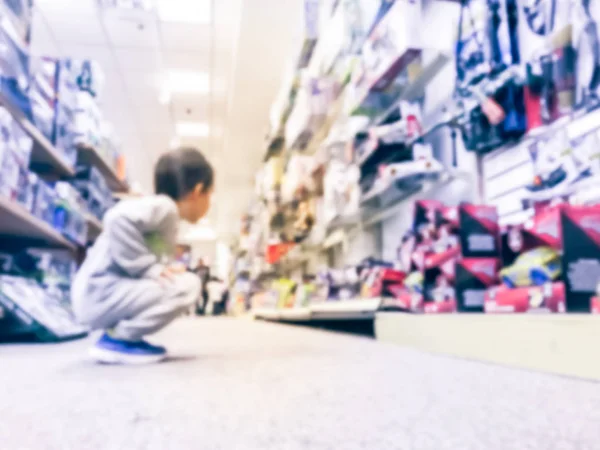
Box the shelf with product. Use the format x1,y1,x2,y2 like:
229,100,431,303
241,0,600,332
77,144,128,193
0,90,75,178
0,5,130,341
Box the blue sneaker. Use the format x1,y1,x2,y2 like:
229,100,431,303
89,333,167,364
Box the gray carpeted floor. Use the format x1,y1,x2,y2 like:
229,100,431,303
0,317,598,450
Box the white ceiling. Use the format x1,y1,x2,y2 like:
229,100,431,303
31,0,304,239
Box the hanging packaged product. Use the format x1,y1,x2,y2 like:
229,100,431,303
456,0,493,86
523,129,599,207
574,0,600,105
521,1,576,131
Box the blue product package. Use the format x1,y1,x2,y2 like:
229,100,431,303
72,91,102,148
16,167,35,210
0,146,20,200
8,106,32,166
31,180,57,225
67,58,105,99
54,59,78,165
53,181,89,245
29,57,58,143
0,2,32,118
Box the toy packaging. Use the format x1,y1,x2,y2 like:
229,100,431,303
0,1,33,117
456,257,500,312
346,0,423,117
0,275,87,340
458,203,500,258
561,204,600,312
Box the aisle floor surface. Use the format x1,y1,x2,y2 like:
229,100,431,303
0,317,598,450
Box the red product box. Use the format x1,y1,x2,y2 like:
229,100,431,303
413,200,444,232
361,268,406,298
424,299,456,314
484,282,566,313
441,206,459,229
561,205,600,312
501,205,565,267
385,284,423,313
458,204,500,258
456,258,501,312
424,245,460,281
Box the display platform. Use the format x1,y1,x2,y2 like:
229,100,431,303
253,298,383,322
375,312,600,381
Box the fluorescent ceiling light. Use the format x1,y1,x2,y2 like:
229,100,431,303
156,0,211,24
158,88,171,105
176,122,209,137
164,70,209,95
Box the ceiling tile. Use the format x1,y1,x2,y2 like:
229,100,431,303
160,23,210,52
163,50,209,71
102,11,160,49
36,0,98,16
30,10,61,57
42,13,107,46
115,48,162,71
171,100,208,123
60,44,118,73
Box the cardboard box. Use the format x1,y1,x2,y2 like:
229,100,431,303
561,205,600,312
484,282,566,313
458,204,500,258
455,258,501,312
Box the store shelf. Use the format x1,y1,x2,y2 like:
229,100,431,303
362,169,470,227
254,298,383,322
0,196,76,250
372,52,451,126
0,92,75,178
279,307,311,321
85,214,103,241
304,93,346,155
253,308,281,321
311,298,381,320
77,145,128,193
375,312,600,381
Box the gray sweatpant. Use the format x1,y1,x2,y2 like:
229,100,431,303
74,272,201,341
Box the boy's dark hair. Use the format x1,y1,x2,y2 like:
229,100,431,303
154,147,214,200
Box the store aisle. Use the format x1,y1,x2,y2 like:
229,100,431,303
1,318,598,450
